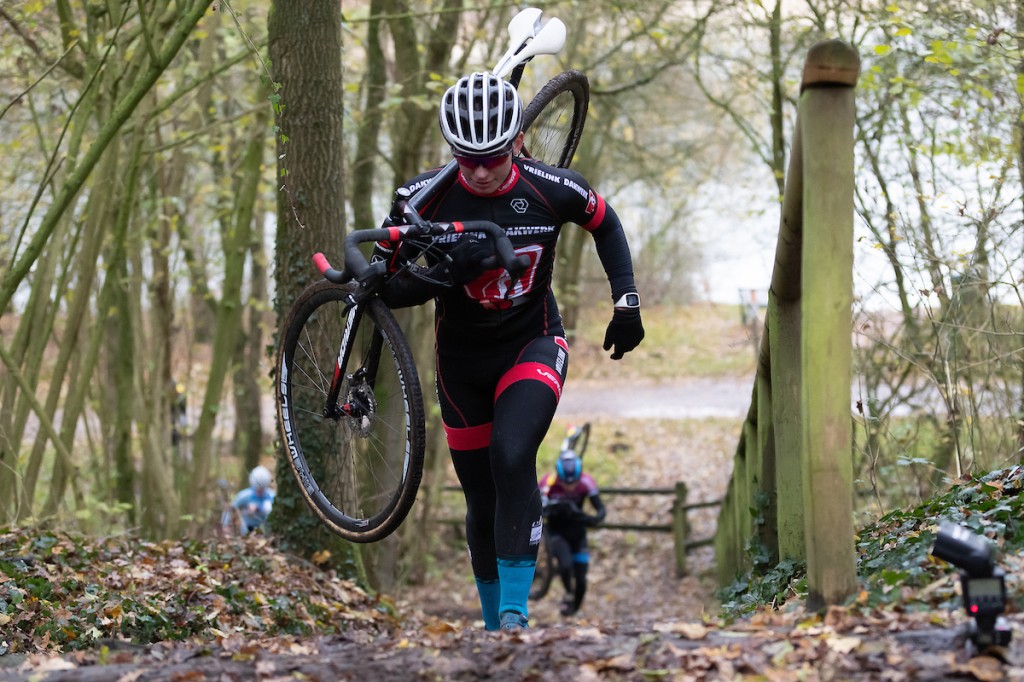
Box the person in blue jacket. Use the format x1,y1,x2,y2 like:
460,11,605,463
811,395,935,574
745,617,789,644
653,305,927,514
229,465,275,535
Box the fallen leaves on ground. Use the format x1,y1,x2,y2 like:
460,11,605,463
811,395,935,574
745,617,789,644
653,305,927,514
0,527,395,659
4,539,1023,682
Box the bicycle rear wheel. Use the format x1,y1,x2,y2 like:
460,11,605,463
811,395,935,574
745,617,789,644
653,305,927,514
276,281,426,543
522,69,589,169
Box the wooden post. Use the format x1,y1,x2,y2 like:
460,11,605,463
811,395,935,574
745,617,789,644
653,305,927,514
799,39,860,610
770,291,805,561
743,404,759,548
769,104,806,563
672,481,689,577
715,479,736,584
733,437,749,571
756,365,778,563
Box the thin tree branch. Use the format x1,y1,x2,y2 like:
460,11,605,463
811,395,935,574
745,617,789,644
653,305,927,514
0,39,80,124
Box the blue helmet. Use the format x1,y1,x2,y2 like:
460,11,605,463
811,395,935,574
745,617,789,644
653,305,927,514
556,450,581,484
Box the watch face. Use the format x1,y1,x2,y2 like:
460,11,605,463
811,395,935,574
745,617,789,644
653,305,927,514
615,293,640,308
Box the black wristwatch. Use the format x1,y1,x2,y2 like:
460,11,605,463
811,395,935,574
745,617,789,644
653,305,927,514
613,292,641,309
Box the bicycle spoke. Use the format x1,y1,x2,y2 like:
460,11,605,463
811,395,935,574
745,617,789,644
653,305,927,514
277,283,425,542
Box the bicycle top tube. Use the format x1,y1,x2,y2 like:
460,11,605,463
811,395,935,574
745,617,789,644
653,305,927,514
404,159,459,215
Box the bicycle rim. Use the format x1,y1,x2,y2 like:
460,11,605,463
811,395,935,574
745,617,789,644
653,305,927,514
522,69,589,169
276,281,426,543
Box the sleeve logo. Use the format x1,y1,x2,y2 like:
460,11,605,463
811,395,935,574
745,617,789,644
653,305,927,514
585,190,598,215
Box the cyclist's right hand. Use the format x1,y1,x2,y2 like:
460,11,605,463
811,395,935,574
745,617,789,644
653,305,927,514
447,236,495,284
545,500,580,520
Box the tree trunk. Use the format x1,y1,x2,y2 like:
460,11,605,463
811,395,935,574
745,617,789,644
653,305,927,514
267,0,359,577
349,0,388,231
185,114,267,514
1017,0,1024,458
232,273,268,477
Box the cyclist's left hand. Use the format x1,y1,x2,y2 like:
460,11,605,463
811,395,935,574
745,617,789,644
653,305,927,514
447,236,494,284
603,307,644,360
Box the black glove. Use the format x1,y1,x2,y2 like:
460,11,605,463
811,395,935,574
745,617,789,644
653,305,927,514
446,237,494,284
603,307,644,360
547,501,578,520
571,508,591,524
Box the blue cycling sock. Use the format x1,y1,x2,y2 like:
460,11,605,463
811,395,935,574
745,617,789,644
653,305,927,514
474,577,501,631
497,556,536,620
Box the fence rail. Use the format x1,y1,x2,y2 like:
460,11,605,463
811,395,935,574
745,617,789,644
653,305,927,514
439,483,719,577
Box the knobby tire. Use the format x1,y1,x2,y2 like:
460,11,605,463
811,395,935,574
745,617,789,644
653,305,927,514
522,69,590,169
276,281,426,543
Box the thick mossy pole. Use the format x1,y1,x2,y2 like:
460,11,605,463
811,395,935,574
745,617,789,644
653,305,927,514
799,40,860,610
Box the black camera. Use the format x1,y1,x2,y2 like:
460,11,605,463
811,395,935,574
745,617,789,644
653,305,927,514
931,522,1012,651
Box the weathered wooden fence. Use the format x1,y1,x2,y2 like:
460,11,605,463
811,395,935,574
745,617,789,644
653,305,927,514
714,40,861,611
441,483,719,577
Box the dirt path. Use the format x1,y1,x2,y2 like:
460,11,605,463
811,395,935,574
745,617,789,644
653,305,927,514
394,399,742,632
556,377,751,419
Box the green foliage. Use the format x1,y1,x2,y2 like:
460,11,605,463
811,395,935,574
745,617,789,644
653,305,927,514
719,467,1024,618
718,559,807,620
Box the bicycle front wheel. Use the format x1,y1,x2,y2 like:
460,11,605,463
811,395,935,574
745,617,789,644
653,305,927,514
522,69,589,169
276,281,426,543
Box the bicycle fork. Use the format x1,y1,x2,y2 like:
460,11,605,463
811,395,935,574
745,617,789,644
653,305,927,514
324,304,385,432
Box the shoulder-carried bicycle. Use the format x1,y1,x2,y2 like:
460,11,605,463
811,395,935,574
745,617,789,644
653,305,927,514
275,8,591,543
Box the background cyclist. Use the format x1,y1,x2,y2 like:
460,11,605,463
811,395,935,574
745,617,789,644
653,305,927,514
229,465,275,535
539,436,606,616
376,72,643,632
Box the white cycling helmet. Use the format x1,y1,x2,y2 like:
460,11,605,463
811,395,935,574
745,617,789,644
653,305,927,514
439,72,523,156
249,465,272,490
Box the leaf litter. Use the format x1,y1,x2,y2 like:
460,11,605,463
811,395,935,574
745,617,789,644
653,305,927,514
5,436,1024,678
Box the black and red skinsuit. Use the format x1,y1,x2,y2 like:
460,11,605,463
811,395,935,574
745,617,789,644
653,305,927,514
375,157,638,625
